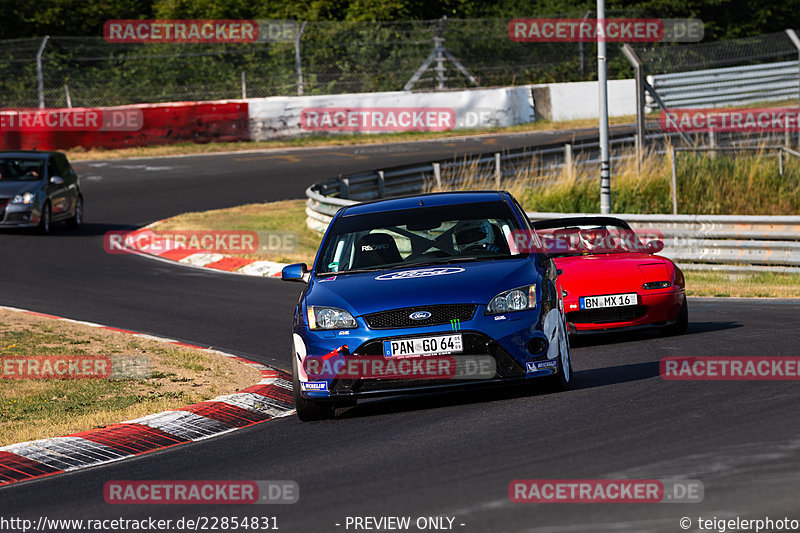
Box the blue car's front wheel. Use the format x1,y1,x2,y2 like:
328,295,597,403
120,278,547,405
292,355,336,421
543,315,572,392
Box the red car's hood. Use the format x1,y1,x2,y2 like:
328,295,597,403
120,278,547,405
554,253,674,295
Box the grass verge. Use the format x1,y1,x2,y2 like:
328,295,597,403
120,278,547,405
152,199,320,265
431,144,800,215
685,272,800,298
0,309,260,446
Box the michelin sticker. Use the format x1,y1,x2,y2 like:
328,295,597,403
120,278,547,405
375,267,465,281
301,381,329,392
526,360,558,372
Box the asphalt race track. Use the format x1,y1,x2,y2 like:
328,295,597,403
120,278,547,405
2,128,800,532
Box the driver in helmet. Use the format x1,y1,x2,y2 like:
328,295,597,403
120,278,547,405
579,227,611,254
454,219,495,253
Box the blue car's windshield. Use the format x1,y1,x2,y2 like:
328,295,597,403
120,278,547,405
316,201,530,275
0,158,45,182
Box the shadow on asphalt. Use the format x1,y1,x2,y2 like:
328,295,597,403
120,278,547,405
569,320,743,348
305,321,747,421
330,358,661,420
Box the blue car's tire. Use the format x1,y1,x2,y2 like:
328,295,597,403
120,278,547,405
292,355,335,421
542,314,572,392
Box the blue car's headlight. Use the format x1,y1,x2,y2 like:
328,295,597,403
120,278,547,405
486,285,537,315
307,306,357,330
11,192,35,205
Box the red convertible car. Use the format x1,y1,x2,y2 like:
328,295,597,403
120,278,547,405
530,216,688,336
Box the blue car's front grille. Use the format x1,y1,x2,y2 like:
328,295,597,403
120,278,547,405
363,304,477,329
329,332,526,396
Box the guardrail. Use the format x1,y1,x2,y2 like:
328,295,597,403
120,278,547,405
646,60,800,110
526,212,800,272
305,135,800,272
306,130,665,211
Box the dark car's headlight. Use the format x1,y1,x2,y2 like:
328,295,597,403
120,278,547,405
307,306,357,330
11,192,35,205
486,285,537,314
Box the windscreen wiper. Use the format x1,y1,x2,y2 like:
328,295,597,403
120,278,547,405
315,267,385,276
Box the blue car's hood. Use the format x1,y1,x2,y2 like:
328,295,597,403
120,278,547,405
306,258,542,316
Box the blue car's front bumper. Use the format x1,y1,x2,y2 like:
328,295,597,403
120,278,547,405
294,306,560,400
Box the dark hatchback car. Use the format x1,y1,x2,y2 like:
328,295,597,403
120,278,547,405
0,151,83,234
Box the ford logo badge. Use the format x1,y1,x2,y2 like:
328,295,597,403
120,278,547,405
409,311,432,320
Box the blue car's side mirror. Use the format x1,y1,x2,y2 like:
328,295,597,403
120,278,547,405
282,263,308,283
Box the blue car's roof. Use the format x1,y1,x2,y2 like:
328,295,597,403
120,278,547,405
341,191,508,216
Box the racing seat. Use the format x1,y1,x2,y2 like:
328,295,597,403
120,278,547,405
352,233,403,268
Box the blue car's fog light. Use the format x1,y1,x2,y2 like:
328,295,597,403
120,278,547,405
527,338,548,355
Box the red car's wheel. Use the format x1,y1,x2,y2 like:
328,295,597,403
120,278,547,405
661,297,688,336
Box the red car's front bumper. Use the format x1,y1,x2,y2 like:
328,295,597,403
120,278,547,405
564,289,685,333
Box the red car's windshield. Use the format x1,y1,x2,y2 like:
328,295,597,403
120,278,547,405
535,223,652,257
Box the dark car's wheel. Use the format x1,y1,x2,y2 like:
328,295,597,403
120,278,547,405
292,355,335,421
661,297,689,336
67,195,83,229
37,202,51,235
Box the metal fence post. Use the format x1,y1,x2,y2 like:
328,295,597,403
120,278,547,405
494,152,501,188
786,120,791,148
709,128,716,159
670,147,678,215
597,0,611,214
295,22,307,96
241,71,246,99
578,10,591,78
785,29,800,147
432,162,442,189
36,36,50,109
64,84,71,108
337,175,350,199
564,143,573,179
377,170,385,198
621,45,646,170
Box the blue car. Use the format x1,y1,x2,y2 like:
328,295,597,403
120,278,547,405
282,191,571,420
